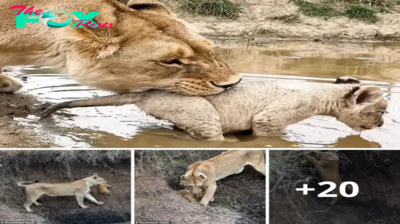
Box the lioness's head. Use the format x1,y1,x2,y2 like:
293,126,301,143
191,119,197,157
336,86,387,132
180,173,206,195
59,0,241,95
89,173,107,186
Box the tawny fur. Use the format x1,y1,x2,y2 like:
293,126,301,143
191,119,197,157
305,152,344,205
178,189,205,203
0,74,23,93
97,183,112,195
40,78,388,141
180,150,266,206
18,174,106,212
0,0,240,96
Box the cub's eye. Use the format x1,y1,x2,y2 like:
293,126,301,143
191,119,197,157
2,83,10,88
162,59,183,65
379,111,387,115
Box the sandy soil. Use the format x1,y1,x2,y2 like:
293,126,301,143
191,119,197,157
0,92,53,148
160,0,400,42
0,202,46,223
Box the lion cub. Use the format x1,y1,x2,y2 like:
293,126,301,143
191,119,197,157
180,150,265,206
98,183,112,195
305,152,344,205
40,77,387,141
0,74,23,93
18,174,106,212
178,189,205,203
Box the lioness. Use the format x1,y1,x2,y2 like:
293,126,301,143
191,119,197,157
40,77,388,141
180,150,265,206
305,152,344,205
1,0,240,95
18,173,106,212
0,74,23,93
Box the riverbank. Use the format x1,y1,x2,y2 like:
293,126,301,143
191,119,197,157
160,0,400,42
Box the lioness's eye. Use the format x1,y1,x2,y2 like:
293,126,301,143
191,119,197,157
162,59,183,65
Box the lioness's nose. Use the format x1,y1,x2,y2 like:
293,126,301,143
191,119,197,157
378,120,384,127
211,78,242,89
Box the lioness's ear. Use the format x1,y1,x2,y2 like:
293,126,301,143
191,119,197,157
58,25,122,59
127,0,175,17
197,173,207,181
180,175,186,182
353,86,383,104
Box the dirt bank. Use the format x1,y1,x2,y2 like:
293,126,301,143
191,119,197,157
135,150,266,224
0,91,53,148
0,151,131,224
270,150,400,224
159,0,400,43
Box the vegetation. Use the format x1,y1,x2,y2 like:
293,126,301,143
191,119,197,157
293,0,400,23
181,0,242,19
344,4,379,22
293,0,340,19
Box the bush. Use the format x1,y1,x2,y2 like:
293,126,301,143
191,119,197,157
344,5,378,23
181,0,242,19
294,0,340,19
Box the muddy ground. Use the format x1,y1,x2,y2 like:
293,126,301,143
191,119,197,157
158,0,400,43
134,150,266,224
0,151,131,224
0,92,52,148
270,150,400,224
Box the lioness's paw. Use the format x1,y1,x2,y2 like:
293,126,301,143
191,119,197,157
199,201,209,206
97,201,105,205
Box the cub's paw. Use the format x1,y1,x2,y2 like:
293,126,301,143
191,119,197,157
333,77,361,84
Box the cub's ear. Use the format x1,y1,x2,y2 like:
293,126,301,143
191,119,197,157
57,24,123,59
343,86,383,105
353,86,383,104
93,173,99,177
334,76,361,84
127,0,175,17
180,175,186,183
197,173,207,181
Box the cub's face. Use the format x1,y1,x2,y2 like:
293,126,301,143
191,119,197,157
0,74,23,94
180,174,205,195
91,174,107,185
61,1,241,96
337,86,387,132
318,152,339,161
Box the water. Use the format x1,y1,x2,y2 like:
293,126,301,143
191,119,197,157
7,41,400,148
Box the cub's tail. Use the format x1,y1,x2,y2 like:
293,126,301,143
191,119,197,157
17,180,39,187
